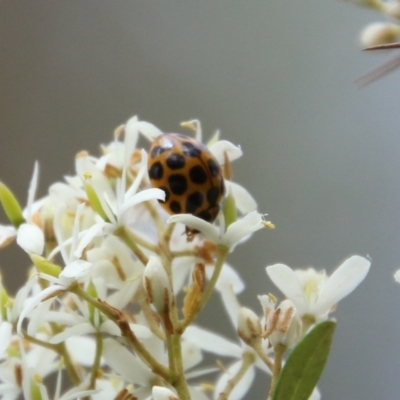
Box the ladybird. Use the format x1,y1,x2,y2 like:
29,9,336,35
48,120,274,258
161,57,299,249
148,133,225,223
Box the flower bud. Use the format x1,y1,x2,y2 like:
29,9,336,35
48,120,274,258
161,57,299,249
268,300,302,348
0,182,25,227
17,223,44,255
83,177,109,221
360,22,400,48
223,189,237,229
182,264,205,319
152,386,180,400
143,256,172,313
30,254,62,277
238,307,262,343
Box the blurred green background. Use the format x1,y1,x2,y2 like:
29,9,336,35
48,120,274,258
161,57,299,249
1,1,400,399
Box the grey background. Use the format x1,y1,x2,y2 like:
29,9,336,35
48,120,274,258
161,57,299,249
1,1,399,399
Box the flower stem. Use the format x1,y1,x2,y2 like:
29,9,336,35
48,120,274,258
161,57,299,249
89,332,103,390
71,285,170,380
251,339,274,372
169,332,191,400
267,343,287,400
114,226,149,266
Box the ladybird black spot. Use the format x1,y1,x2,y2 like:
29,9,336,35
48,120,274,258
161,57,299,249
170,201,182,214
182,142,201,158
158,186,170,203
207,159,220,177
168,174,188,195
196,210,213,222
166,153,186,170
207,186,220,206
189,165,207,184
149,162,164,180
186,192,204,214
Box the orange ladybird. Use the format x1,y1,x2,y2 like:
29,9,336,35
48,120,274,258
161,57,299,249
148,133,225,223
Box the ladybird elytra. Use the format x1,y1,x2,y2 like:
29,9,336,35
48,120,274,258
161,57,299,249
148,133,225,223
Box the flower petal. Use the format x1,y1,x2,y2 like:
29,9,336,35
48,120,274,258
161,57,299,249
135,120,163,142
189,387,210,400
210,263,245,294
49,322,95,344
59,260,92,286
120,188,165,216
182,341,203,371
0,322,12,357
183,326,241,358
266,264,309,315
217,283,241,329
124,149,148,200
26,161,39,220
0,225,16,248
152,386,179,400
214,360,255,400
209,140,243,165
225,181,257,214
16,223,44,255
123,116,139,152
168,214,219,243
66,336,98,366
395,269,400,283
74,222,111,258
222,211,264,248
17,284,64,335
314,256,370,317
102,338,153,385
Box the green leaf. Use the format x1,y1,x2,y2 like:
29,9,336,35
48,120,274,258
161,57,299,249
272,320,336,400
0,182,25,227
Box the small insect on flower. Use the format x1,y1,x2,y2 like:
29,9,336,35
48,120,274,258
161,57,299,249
148,133,225,226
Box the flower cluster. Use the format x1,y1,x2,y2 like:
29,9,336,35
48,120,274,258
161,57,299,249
0,116,370,400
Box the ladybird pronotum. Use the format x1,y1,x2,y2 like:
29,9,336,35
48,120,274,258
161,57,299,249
148,133,225,223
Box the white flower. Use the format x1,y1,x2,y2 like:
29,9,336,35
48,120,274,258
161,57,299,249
73,148,164,257
168,210,265,250
258,296,302,348
266,255,371,321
